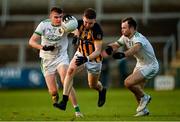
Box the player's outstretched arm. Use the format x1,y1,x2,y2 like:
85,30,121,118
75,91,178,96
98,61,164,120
124,43,141,57
101,42,120,57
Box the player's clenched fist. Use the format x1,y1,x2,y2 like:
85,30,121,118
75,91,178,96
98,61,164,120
105,46,113,55
75,56,89,66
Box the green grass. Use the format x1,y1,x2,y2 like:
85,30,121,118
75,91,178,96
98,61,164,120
0,88,180,121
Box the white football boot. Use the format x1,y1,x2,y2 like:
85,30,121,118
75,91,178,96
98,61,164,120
136,94,151,112
134,108,149,117
75,112,84,118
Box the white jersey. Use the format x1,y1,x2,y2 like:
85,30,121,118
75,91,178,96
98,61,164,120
34,19,69,59
117,32,158,67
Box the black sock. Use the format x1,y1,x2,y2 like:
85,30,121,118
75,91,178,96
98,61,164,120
63,95,68,102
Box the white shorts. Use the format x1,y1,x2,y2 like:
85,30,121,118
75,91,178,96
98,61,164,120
85,61,102,75
41,53,69,76
134,63,159,80
75,51,102,75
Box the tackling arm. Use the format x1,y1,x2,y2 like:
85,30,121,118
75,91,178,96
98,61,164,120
108,42,121,52
102,42,120,57
124,42,142,57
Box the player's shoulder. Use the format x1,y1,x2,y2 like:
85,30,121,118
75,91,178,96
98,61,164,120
93,23,102,30
134,32,142,37
77,19,83,29
91,22,103,35
134,32,147,39
78,19,83,24
92,23,103,40
132,32,142,41
133,32,149,46
77,20,102,32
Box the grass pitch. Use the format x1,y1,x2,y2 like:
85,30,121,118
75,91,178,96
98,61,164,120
0,88,180,121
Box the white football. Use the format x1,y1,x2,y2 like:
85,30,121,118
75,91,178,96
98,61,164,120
61,16,78,33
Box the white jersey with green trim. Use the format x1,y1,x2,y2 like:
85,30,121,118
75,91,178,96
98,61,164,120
35,19,69,59
117,32,158,66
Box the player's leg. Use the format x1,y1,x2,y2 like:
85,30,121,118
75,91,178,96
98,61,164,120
57,55,78,111
86,61,107,107
87,72,106,107
134,63,159,114
131,83,151,115
44,74,59,105
131,83,150,117
125,71,146,101
124,70,152,116
88,72,102,90
41,59,59,107
61,51,85,96
57,64,83,117
129,84,143,103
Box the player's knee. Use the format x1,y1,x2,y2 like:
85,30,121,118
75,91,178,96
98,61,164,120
88,82,96,89
124,80,132,88
49,89,57,96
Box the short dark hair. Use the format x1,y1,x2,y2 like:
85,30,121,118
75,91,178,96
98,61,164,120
50,7,63,14
122,17,137,29
84,8,96,19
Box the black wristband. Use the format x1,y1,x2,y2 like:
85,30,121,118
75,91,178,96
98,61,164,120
105,46,113,55
112,52,125,59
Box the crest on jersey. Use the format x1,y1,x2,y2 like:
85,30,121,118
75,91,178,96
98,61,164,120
59,28,63,34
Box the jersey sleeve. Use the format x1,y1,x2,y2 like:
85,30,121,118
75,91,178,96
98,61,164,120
133,37,146,47
116,36,125,46
133,32,146,46
77,20,83,30
92,23,103,41
34,21,44,36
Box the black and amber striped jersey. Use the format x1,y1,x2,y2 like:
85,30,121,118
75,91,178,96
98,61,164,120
77,20,103,62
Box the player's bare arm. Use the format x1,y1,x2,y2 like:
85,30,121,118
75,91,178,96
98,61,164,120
109,42,121,52
29,33,42,50
76,40,103,66
124,42,141,57
29,33,55,51
102,42,120,57
89,40,102,60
